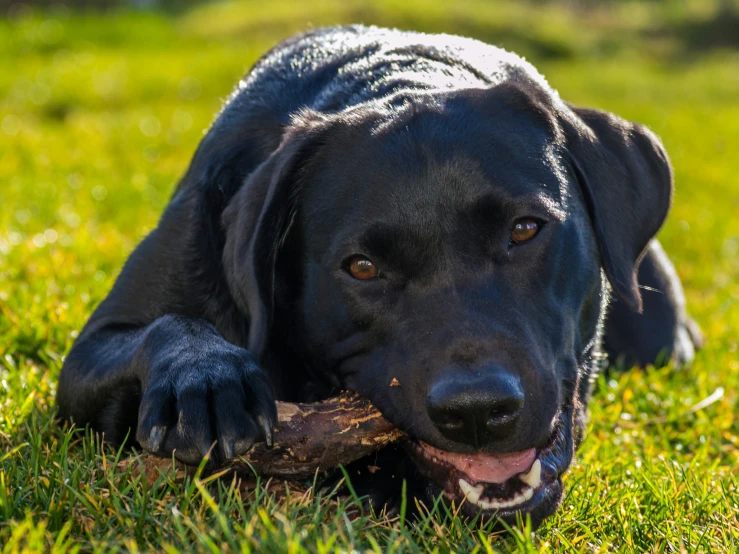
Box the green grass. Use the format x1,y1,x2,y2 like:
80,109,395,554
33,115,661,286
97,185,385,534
1,0,738,551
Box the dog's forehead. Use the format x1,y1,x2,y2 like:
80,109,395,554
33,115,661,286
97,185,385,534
303,91,570,228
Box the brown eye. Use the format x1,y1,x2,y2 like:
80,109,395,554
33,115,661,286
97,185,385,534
347,256,380,280
510,219,541,244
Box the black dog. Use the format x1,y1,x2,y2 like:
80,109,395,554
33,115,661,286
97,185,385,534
57,26,702,527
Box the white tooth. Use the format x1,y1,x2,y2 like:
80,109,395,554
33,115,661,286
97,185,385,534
478,497,500,510
485,498,506,510
503,496,519,508
458,479,483,505
520,459,542,488
507,488,532,507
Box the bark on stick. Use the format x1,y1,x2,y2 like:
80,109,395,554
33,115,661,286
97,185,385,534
118,392,405,481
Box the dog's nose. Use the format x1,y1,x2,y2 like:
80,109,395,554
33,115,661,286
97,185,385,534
427,370,524,447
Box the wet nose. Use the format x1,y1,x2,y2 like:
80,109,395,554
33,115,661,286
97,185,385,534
427,370,524,447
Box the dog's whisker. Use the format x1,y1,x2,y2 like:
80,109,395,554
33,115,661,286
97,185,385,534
638,285,664,294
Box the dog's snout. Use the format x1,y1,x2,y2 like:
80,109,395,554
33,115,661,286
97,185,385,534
427,370,524,448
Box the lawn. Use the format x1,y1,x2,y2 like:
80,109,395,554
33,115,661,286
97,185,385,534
1,0,738,551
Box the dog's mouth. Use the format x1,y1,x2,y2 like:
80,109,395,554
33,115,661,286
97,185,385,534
405,406,574,525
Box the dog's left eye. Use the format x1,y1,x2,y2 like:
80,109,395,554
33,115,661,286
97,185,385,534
510,219,542,245
346,256,380,280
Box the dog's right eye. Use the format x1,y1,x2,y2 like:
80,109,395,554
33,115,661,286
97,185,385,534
346,256,380,280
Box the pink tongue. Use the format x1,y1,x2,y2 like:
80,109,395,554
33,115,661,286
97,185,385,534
422,443,537,483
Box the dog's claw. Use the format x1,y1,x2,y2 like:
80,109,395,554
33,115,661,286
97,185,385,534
258,414,274,448
148,425,165,452
222,438,234,460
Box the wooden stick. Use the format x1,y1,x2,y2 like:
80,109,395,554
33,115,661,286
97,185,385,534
117,392,405,481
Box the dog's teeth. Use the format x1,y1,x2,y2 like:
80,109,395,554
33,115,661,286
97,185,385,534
478,487,534,510
520,459,542,488
461,475,537,511
478,497,499,510
458,479,483,505
505,487,533,507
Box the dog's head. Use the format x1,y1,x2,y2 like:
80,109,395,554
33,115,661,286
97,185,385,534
222,79,672,526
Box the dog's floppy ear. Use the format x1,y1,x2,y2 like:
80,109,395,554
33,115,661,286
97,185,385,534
564,105,673,313
222,111,331,359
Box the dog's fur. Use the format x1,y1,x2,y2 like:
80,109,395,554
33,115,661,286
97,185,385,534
57,26,701,526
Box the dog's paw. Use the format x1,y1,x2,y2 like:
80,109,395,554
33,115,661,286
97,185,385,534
135,346,276,465
673,316,705,369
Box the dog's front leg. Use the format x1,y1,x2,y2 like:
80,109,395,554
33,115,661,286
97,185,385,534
57,314,276,464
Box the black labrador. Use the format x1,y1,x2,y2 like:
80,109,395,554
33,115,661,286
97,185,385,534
57,26,702,528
